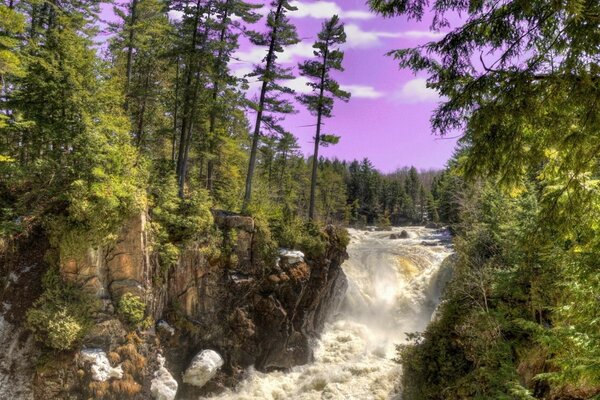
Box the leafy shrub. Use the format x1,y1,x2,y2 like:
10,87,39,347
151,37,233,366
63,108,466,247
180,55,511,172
26,268,96,351
117,293,146,325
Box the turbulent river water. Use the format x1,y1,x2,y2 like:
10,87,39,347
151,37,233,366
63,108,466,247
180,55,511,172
210,226,454,400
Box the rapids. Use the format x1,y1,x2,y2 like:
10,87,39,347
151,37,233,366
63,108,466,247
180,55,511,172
209,226,453,400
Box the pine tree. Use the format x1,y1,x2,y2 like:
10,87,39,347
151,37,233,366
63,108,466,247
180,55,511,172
242,0,299,210
171,0,214,197
297,15,350,221
2,0,142,241
110,0,173,148
204,0,261,191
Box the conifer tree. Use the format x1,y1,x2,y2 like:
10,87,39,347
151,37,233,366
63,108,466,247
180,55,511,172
204,0,261,190
171,0,214,197
242,0,299,210
110,0,173,147
298,15,350,221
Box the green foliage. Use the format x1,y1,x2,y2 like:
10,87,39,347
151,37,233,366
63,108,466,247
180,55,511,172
117,293,147,326
369,1,599,396
26,269,97,351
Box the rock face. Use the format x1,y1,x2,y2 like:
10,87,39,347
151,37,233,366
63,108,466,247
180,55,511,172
151,355,178,400
59,213,152,306
1,212,349,399
182,350,224,388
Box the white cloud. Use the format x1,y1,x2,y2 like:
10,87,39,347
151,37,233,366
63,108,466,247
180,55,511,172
344,24,446,48
289,1,374,20
394,78,441,103
232,66,254,79
233,42,315,65
396,30,447,39
168,9,183,21
341,84,384,99
287,76,314,94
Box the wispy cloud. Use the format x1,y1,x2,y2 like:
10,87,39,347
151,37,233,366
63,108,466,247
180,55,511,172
233,42,315,65
287,76,313,94
344,24,446,48
341,84,384,99
394,78,441,103
289,1,374,20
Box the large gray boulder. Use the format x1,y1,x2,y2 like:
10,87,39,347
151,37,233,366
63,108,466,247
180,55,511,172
151,355,178,400
182,350,224,388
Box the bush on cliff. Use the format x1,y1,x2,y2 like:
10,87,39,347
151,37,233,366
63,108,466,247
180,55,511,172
117,293,147,326
26,268,96,351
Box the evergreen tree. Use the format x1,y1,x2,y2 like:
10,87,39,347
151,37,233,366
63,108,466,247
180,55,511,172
297,15,350,221
110,0,173,148
242,0,299,210
204,0,261,190
372,0,600,392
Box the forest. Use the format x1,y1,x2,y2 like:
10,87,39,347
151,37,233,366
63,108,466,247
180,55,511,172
0,0,442,253
0,0,598,399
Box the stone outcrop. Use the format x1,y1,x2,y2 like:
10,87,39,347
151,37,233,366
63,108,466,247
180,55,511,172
59,213,152,305
1,211,349,399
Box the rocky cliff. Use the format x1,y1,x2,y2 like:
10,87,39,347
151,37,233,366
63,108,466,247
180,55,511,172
0,212,348,399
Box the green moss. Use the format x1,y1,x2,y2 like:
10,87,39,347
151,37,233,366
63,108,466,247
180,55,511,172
117,293,146,326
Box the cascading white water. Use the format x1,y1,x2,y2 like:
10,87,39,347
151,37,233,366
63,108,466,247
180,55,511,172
210,226,453,400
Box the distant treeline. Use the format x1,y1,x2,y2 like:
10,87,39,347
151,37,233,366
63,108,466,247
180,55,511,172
308,158,449,226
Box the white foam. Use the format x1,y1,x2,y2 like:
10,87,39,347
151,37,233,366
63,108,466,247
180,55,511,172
206,226,453,399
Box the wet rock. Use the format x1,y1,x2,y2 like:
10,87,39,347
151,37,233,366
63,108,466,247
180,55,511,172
182,350,224,388
425,222,441,229
79,348,123,381
390,230,410,239
151,355,178,400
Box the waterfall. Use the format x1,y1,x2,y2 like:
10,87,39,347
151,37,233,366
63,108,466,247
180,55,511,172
209,226,453,400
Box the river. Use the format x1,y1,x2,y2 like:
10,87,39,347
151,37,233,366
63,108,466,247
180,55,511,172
210,226,453,400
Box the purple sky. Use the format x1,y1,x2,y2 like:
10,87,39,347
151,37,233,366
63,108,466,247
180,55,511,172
231,0,459,172
103,1,459,172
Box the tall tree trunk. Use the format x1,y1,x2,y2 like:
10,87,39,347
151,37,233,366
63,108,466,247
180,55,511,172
308,41,329,221
135,74,149,146
243,0,283,211
206,5,230,191
172,57,180,164
124,0,138,110
176,0,203,196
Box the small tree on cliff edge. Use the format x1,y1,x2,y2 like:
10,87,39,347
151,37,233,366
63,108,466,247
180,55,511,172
298,15,350,221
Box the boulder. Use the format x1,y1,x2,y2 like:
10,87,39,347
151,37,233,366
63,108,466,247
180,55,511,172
79,348,123,382
390,230,410,239
278,249,305,267
150,355,178,400
182,350,224,388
